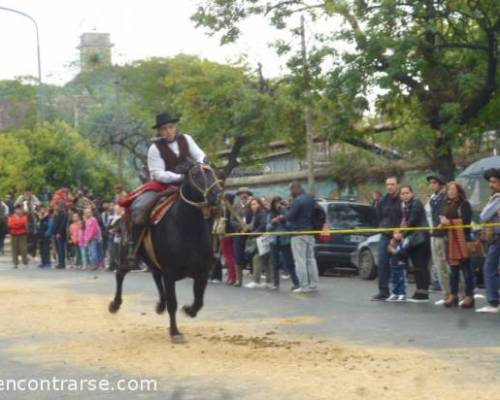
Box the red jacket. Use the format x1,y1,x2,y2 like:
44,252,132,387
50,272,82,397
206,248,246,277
8,215,28,236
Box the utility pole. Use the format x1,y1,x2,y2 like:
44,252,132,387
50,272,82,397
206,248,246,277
114,74,124,185
300,15,316,196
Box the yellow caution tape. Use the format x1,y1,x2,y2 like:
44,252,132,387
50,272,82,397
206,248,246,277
224,222,500,237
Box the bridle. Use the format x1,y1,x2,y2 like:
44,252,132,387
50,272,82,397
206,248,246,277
179,163,224,218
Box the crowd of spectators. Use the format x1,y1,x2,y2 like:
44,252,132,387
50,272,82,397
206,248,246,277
0,168,499,314
0,185,127,272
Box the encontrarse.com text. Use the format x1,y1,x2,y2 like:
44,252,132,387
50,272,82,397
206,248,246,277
0,377,158,392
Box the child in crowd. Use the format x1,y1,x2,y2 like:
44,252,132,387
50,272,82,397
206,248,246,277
387,230,409,302
37,207,53,268
82,207,102,270
69,212,83,269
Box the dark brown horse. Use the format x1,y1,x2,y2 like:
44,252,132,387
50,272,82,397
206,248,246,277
109,163,224,342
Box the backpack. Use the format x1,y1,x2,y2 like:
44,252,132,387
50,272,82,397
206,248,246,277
312,203,326,231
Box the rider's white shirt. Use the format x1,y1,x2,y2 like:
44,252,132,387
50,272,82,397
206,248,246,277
147,134,206,184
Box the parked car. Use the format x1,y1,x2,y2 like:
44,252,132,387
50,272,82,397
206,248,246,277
314,200,378,276
350,234,380,280
351,229,485,285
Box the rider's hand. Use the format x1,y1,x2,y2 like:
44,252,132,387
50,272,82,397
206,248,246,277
175,161,194,175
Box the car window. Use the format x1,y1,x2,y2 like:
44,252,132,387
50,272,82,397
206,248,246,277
326,204,378,229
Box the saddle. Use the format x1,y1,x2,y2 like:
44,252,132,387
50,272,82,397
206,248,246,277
149,188,179,224
131,187,179,270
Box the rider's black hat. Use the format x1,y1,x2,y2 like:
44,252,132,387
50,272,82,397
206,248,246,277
152,112,180,129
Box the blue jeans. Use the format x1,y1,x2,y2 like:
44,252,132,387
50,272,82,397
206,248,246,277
87,240,101,267
391,265,407,295
450,259,474,296
270,243,299,287
55,237,66,268
377,235,392,296
39,237,51,267
80,246,88,267
483,241,500,307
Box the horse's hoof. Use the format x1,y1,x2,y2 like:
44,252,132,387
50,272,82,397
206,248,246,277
156,302,166,315
170,334,185,344
182,305,197,318
108,300,121,314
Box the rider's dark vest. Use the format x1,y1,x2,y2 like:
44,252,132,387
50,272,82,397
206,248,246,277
154,134,190,172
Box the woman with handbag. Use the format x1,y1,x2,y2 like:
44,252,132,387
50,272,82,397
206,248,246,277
244,198,273,289
399,185,432,302
439,182,475,309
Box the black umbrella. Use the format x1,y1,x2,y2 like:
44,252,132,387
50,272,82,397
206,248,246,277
457,156,500,179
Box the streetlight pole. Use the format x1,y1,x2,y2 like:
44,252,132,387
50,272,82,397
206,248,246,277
0,6,44,127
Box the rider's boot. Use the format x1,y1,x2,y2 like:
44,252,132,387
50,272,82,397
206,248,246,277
127,223,144,270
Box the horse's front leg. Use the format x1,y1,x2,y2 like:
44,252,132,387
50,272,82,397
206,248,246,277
183,271,208,318
109,268,129,313
152,268,166,314
163,273,183,342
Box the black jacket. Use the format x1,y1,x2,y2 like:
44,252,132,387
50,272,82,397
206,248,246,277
52,212,68,239
38,215,50,239
402,198,430,246
402,199,428,229
377,194,402,237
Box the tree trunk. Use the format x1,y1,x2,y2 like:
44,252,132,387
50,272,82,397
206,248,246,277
432,137,455,181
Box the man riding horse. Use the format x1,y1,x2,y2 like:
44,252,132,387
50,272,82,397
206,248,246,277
111,114,222,341
126,112,207,268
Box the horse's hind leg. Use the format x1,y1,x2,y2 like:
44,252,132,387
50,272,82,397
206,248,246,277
183,272,208,318
152,268,166,314
109,268,129,313
163,274,183,341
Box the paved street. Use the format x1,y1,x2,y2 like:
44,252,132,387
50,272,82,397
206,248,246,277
0,253,499,399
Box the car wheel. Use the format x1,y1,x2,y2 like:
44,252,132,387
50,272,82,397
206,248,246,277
358,249,377,280
318,265,327,277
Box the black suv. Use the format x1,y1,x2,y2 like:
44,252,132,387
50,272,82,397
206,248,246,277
314,200,378,276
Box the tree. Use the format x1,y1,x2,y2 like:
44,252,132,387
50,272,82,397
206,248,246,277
3,121,119,197
0,134,42,194
76,56,282,177
193,0,500,180
0,79,38,130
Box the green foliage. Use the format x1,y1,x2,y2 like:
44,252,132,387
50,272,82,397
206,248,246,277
84,55,284,167
160,56,277,158
0,133,41,194
0,121,118,198
0,80,38,130
192,0,500,179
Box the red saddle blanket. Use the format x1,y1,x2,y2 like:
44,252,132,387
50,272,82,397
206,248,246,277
117,181,171,208
150,193,178,224
118,181,179,225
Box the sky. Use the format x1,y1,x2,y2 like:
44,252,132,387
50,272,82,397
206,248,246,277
0,0,293,85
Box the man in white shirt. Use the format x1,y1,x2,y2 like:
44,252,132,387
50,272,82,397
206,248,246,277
128,112,207,267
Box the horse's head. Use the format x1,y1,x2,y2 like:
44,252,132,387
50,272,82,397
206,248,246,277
180,162,224,209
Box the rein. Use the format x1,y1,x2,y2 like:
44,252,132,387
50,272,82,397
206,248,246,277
179,164,223,219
